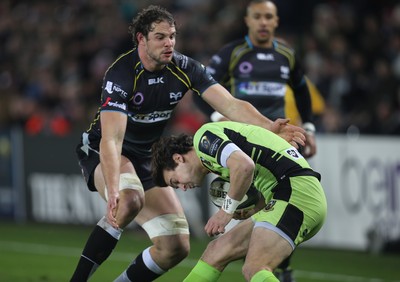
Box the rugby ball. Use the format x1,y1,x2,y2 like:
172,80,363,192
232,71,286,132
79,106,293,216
209,177,261,211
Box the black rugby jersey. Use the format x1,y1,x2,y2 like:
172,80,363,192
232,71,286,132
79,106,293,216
197,36,311,121
86,48,217,156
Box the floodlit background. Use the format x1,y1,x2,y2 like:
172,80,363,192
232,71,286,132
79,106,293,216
0,0,399,281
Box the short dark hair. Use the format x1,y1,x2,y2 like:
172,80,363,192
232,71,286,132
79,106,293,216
246,0,277,14
128,5,176,46
151,134,193,187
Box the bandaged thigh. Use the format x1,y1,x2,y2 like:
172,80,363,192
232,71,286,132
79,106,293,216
104,173,144,200
141,214,189,239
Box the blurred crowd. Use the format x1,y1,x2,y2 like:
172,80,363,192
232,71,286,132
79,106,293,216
0,0,399,136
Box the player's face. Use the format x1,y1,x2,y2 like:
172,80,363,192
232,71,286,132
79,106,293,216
163,162,205,191
143,21,176,66
245,1,279,47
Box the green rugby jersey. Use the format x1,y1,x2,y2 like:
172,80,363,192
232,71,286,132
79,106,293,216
193,121,320,198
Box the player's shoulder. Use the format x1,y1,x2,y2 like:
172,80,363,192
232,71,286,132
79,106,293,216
273,38,296,56
197,121,247,136
224,38,247,49
219,38,249,55
106,49,137,74
103,49,137,88
171,50,202,70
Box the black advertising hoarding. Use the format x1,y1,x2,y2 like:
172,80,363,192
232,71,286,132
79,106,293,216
0,129,17,219
7,128,208,234
23,130,105,224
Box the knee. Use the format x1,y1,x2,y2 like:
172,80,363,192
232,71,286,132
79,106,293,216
153,235,190,267
202,234,245,268
117,190,145,227
163,236,190,261
124,189,145,215
211,231,246,256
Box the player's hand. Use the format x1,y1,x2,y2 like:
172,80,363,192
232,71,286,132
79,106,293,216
271,118,306,148
106,192,119,229
204,209,233,237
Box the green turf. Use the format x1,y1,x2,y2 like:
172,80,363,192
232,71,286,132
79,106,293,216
0,221,399,281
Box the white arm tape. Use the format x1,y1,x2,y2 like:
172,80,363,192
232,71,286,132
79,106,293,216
220,143,241,167
303,122,316,135
222,195,240,214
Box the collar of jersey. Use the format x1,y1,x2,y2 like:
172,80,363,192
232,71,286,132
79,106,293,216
245,35,278,49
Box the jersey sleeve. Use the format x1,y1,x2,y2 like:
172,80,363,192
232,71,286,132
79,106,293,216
100,63,132,114
290,52,313,123
193,123,241,169
191,44,235,118
178,55,217,96
289,51,308,88
206,44,233,85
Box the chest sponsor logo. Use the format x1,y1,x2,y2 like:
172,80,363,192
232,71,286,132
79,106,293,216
130,110,173,123
257,53,274,61
238,81,286,96
170,92,182,104
148,77,164,85
104,81,128,98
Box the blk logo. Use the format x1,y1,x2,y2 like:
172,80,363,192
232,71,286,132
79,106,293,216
148,77,164,85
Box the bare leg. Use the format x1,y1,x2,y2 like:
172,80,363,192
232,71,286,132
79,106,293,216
202,219,254,271
71,157,145,281
114,186,190,281
183,219,254,282
242,227,292,281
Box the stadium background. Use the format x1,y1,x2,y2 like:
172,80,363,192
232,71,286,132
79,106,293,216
0,0,400,281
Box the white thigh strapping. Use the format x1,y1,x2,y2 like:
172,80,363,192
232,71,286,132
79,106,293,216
141,214,189,239
104,173,144,201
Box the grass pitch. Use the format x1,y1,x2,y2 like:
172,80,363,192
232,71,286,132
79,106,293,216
0,221,399,281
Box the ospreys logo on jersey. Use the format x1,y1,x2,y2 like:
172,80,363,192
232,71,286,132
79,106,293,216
199,131,222,157
280,66,290,79
169,92,182,105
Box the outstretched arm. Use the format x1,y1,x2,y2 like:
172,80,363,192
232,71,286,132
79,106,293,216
201,84,306,148
293,77,317,158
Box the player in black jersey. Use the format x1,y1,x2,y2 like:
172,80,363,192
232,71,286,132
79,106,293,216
192,1,316,281
70,5,306,282
194,0,316,160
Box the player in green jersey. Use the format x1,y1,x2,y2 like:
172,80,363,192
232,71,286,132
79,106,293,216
151,121,327,282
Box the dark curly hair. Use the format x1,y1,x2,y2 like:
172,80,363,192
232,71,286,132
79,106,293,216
128,5,176,46
151,134,193,187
